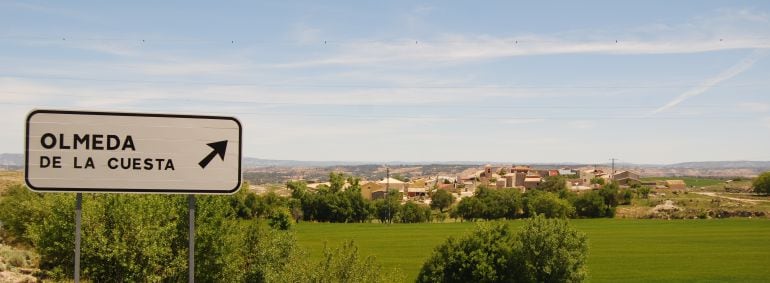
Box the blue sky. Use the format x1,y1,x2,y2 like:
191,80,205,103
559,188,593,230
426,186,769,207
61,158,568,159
2,1,770,164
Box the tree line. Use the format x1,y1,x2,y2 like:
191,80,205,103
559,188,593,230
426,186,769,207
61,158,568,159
243,173,639,224
0,183,402,282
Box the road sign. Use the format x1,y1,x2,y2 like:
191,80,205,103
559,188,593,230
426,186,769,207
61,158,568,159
25,109,242,194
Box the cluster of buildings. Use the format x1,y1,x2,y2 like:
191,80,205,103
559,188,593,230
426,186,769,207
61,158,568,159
300,164,689,201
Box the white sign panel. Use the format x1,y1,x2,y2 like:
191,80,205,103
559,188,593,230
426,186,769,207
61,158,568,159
25,110,242,194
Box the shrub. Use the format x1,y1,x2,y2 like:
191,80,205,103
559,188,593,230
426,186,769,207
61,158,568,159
268,207,293,230
0,184,47,245
398,202,432,223
573,191,611,218
618,189,633,205
753,172,770,195
430,189,455,213
525,192,575,218
4,190,302,282
638,186,651,199
417,216,588,283
417,223,516,283
514,215,588,282
277,241,402,283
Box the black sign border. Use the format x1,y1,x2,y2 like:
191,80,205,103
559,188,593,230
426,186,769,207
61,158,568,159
25,109,243,194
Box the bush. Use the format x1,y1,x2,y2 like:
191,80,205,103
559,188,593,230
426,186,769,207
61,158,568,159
618,189,633,205
573,191,611,218
417,223,516,282
525,192,575,218
455,196,483,221
277,241,402,283
430,189,455,213
0,183,401,282
638,186,651,199
753,171,770,195
268,207,293,230
398,202,432,223
0,184,47,245
515,215,588,282
417,216,588,283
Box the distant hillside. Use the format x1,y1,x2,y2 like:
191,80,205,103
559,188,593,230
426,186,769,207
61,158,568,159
3,153,769,173
665,161,770,169
0,153,23,167
243,157,367,167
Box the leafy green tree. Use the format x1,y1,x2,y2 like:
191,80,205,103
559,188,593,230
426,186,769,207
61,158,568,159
455,196,483,222
374,190,401,223
287,180,308,199
514,215,588,283
599,182,620,207
538,176,568,193
418,216,588,283
525,191,575,218
417,223,516,283
637,186,651,199
398,202,432,223
0,182,396,282
618,189,633,205
573,191,610,218
590,177,605,185
329,172,346,193
26,193,77,280
753,171,770,195
241,221,298,282
430,189,455,213
0,184,47,245
269,207,294,230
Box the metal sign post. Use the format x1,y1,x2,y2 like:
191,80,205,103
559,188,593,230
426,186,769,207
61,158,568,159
188,195,195,283
74,193,82,283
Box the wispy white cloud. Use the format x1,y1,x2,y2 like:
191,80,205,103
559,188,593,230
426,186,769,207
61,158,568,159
651,49,769,115
268,8,770,68
269,35,770,68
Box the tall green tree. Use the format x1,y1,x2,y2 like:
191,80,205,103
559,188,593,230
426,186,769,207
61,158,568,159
430,189,455,213
538,176,568,193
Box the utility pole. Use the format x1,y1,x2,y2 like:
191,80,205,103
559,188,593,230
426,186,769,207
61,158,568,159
386,166,390,224
610,158,618,180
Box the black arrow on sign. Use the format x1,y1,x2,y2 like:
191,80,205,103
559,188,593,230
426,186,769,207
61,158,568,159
199,140,228,169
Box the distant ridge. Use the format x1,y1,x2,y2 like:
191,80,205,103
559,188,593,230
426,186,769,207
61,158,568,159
664,161,770,169
0,153,23,166
3,153,769,171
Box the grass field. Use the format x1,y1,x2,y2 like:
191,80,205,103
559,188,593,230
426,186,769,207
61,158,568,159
641,176,726,188
295,219,770,282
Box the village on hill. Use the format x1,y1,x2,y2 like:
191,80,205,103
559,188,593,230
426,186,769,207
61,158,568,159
286,165,690,203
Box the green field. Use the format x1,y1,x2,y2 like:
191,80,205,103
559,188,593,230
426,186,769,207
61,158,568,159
641,177,726,187
295,219,770,282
